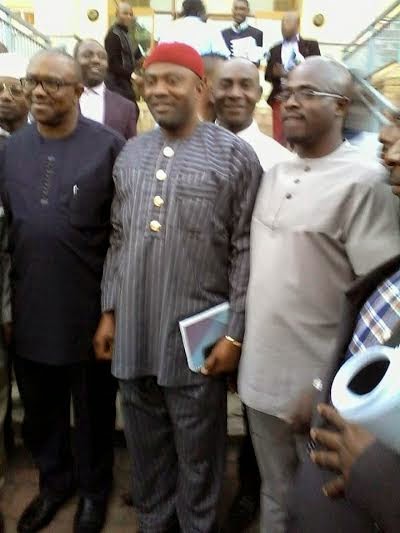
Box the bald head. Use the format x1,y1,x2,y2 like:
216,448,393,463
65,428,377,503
216,57,260,85
289,56,353,98
29,49,82,83
25,49,84,132
202,54,227,81
116,2,134,29
212,57,262,133
282,11,300,40
281,56,352,156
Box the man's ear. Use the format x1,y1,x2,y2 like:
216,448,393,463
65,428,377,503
256,84,263,103
195,77,206,97
75,83,84,100
209,83,216,105
336,98,351,117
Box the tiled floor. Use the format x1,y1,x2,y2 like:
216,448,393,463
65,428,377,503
2,393,258,532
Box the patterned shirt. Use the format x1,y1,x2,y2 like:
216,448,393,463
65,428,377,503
102,122,262,385
346,268,400,359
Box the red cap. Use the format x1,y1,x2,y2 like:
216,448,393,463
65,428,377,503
144,42,204,78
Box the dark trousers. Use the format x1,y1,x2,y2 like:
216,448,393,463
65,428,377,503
120,377,227,533
238,409,261,499
14,355,118,501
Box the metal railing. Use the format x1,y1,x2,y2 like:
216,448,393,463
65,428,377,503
346,70,400,134
343,1,400,78
0,3,50,58
342,72,400,156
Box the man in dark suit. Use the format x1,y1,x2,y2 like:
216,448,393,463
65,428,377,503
1,49,125,533
265,12,320,144
104,2,143,108
75,38,137,139
222,0,263,64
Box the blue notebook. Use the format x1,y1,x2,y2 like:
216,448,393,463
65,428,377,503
179,302,230,373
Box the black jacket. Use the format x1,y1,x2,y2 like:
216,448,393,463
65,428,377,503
104,23,142,102
265,38,320,105
222,25,263,61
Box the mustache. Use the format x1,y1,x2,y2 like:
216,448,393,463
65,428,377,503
282,112,305,120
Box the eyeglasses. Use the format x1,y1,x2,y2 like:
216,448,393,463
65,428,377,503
0,81,24,98
277,88,350,103
20,77,77,96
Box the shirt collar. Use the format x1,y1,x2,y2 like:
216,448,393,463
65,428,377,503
283,33,300,44
215,119,259,138
237,119,259,139
184,16,203,22
84,82,105,96
0,126,9,137
295,140,351,162
232,20,249,33
115,23,128,33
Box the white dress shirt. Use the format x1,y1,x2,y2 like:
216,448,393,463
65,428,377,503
237,120,292,172
231,21,249,33
79,82,105,125
158,16,230,58
281,36,304,72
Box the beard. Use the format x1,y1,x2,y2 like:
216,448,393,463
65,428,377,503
32,107,69,127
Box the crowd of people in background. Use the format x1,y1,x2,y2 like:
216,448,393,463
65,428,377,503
0,1,399,533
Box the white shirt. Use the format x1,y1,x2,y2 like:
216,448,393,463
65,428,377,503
237,120,292,172
79,82,105,125
231,21,249,34
281,36,304,71
238,142,400,418
158,17,230,58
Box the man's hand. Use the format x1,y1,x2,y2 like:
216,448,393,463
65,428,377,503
201,337,241,376
289,388,315,434
310,404,376,498
272,63,287,79
93,312,115,361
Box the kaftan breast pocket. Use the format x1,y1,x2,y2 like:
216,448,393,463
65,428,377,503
175,183,217,238
65,182,111,229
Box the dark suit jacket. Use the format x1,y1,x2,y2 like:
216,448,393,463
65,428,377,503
104,87,137,140
287,254,400,533
105,23,142,103
265,38,321,105
222,25,263,55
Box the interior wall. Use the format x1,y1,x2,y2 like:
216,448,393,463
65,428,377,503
300,0,395,44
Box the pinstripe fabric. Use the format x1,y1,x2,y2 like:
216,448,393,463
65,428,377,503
120,377,227,533
102,122,263,385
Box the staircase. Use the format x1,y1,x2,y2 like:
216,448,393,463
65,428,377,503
0,3,49,58
341,1,400,152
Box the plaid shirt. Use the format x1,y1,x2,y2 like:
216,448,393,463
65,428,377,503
346,268,400,359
